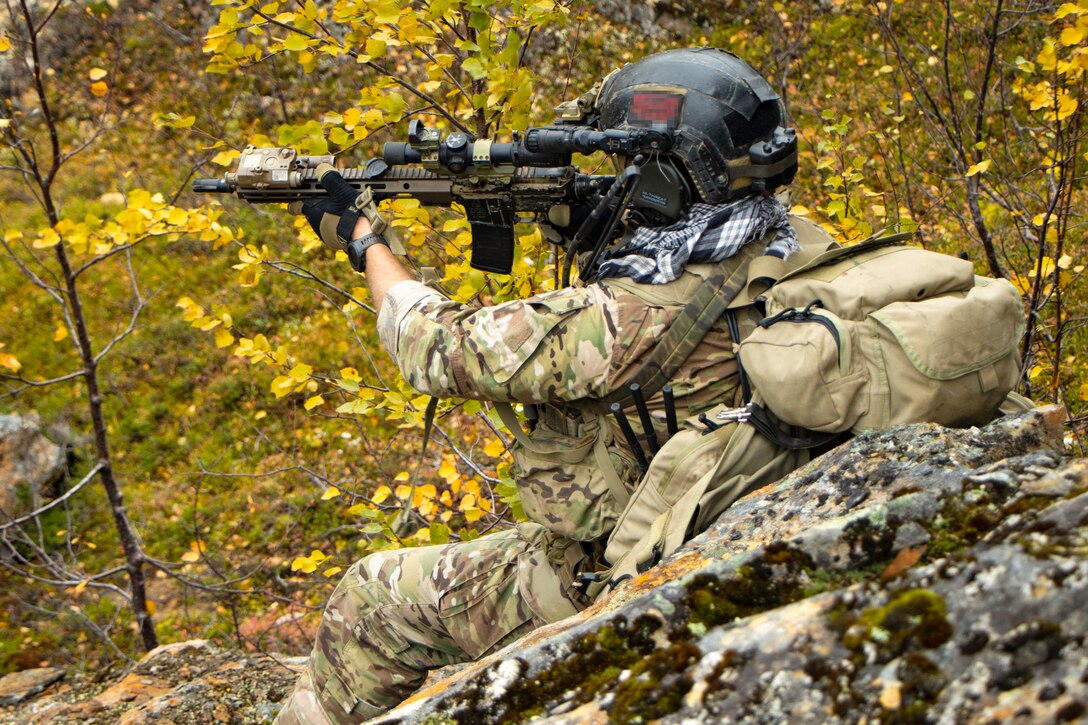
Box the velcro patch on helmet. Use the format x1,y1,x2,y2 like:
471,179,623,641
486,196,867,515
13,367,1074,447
628,91,685,129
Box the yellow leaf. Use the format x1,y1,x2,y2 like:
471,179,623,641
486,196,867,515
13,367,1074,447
1056,3,1081,20
362,109,384,129
965,159,991,177
343,107,361,128
270,376,296,398
345,503,369,516
323,567,343,578
0,36,10,53
1009,272,1032,295
53,325,68,342
71,580,88,596
289,362,313,381
145,599,157,615
181,550,201,562
1055,91,1078,121
305,394,325,410
282,33,310,52
291,556,318,573
321,486,341,500
1061,25,1084,46
1038,40,1058,71
34,228,60,248
340,367,361,382
1030,256,1057,278
1058,254,1074,269
238,266,262,287
214,327,234,348
483,438,505,457
0,352,21,372
372,485,392,504
167,207,189,226
90,81,108,97
88,67,108,81
211,149,240,166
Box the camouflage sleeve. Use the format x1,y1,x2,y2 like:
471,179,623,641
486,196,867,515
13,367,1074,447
376,280,615,403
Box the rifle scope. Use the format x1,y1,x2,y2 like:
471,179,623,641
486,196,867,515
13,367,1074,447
382,120,673,175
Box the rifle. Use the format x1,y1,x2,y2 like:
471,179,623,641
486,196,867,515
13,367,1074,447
193,119,674,274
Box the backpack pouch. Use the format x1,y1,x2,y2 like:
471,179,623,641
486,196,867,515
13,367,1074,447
767,245,976,320
740,275,1024,434
738,307,871,432
864,276,1024,429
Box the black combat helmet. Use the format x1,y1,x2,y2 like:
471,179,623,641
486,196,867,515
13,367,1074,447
593,47,797,204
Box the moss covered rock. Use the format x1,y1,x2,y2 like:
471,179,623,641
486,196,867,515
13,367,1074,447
378,406,1088,724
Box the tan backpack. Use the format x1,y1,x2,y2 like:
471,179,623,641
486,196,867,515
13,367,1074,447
735,236,1024,434
588,231,1026,598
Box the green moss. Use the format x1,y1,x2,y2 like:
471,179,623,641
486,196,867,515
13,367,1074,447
927,492,1057,560
843,588,953,662
686,544,812,628
420,716,459,725
476,615,660,723
609,640,700,724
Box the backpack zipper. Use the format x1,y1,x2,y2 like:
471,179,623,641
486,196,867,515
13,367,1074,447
760,301,851,375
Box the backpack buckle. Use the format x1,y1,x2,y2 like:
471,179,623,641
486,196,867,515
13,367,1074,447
715,404,753,423
574,571,603,595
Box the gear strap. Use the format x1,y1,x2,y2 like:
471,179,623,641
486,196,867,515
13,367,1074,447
573,240,768,416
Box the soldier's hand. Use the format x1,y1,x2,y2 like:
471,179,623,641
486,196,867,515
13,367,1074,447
288,165,388,252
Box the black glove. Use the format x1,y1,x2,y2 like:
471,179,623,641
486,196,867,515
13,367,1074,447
288,164,387,252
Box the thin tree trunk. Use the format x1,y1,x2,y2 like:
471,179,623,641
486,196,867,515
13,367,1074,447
16,0,158,651
51,234,159,653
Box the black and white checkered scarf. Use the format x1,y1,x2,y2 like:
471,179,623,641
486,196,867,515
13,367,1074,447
595,196,798,284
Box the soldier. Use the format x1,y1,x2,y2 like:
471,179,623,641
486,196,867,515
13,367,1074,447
276,48,819,723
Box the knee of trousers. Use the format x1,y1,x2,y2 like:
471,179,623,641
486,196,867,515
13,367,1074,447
319,552,423,661
306,552,435,720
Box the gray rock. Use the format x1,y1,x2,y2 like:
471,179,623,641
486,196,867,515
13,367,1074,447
1,639,306,724
4,408,1081,724
376,406,1088,724
0,413,66,517
0,668,64,706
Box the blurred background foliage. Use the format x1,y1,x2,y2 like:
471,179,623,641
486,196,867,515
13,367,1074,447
0,0,1085,674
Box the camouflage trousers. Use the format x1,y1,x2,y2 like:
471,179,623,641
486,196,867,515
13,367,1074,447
275,522,590,724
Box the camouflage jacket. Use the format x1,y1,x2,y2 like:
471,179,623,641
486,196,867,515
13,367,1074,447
376,266,741,410
376,262,746,541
